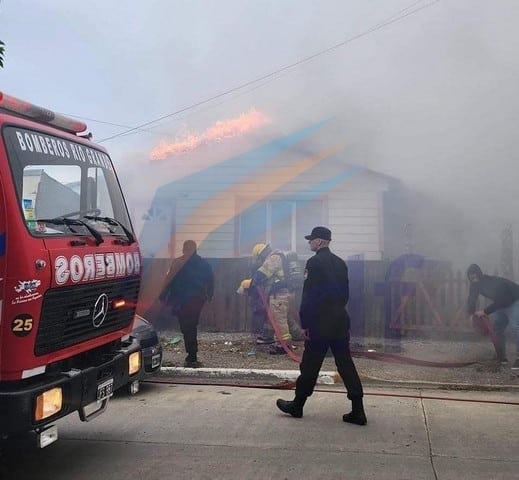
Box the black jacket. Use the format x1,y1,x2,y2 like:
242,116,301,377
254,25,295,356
299,247,350,338
161,254,214,309
467,274,519,315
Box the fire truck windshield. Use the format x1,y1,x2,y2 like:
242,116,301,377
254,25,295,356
2,126,132,238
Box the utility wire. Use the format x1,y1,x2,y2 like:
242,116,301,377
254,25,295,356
63,66,295,140
89,0,440,143
59,113,170,137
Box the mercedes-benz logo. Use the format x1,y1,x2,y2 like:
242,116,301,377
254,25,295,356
92,293,109,328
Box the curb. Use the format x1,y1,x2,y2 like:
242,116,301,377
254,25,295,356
160,367,336,385
359,374,519,391
159,367,519,391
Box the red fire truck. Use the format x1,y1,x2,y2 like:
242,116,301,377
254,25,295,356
0,92,143,448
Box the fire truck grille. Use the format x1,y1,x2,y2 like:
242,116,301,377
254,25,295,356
35,277,140,356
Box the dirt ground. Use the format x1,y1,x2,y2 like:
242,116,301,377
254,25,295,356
158,330,519,389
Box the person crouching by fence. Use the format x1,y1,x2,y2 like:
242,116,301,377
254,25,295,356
467,263,519,370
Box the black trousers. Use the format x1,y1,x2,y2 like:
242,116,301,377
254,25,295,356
178,298,205,358
295,334,363,400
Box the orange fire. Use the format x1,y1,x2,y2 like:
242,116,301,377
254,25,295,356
150,109,269,160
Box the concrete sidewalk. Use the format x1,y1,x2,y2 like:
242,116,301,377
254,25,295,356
5,381,518,480
132,382,519,479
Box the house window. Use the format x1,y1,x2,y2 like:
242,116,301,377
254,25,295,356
237,198,324,256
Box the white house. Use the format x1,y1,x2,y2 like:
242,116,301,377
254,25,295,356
137,119,398,262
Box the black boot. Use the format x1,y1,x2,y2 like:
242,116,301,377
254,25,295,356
343,397,367,426
184,354,202,368
276,396,306,418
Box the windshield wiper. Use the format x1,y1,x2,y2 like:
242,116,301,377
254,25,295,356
37,217,104,246
84,215,135,245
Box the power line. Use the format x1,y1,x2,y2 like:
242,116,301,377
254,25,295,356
90,0,440,143
63,68,294,140
58,113,170,137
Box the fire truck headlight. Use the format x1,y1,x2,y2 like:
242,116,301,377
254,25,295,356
128,351,141,376
35,387,63,421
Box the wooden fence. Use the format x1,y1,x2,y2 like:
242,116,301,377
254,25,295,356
139,256,484,337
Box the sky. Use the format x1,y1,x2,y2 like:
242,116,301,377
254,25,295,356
2,0,519,272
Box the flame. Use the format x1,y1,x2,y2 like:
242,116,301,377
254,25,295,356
150,109,269,160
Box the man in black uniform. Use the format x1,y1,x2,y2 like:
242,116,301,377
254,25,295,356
276,226,366,425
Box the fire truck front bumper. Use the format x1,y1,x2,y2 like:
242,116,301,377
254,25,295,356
0,337,142,439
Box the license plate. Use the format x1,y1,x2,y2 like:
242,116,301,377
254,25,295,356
152,354,161,368
97,378,114,400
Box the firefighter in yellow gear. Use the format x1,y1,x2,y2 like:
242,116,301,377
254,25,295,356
250,243,293,353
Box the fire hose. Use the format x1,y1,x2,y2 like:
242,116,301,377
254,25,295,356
146,378,519,406
257,288,499,368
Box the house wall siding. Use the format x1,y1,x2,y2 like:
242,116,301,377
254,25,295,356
140,155,391,261
158,170,388,260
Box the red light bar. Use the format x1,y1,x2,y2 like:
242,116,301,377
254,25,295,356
0,91,87,134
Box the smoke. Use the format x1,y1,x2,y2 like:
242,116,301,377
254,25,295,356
254,0,519,274
35,0,514,274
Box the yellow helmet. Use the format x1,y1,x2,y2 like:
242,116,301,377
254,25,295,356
252,243,267,259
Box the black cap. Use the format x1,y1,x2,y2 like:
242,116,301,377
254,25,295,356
305,226,332,241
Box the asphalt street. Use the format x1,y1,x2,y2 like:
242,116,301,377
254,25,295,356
2,379,518,480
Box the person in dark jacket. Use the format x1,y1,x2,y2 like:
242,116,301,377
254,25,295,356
466,263,519,369
276,226,366,425
159,240,214,367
